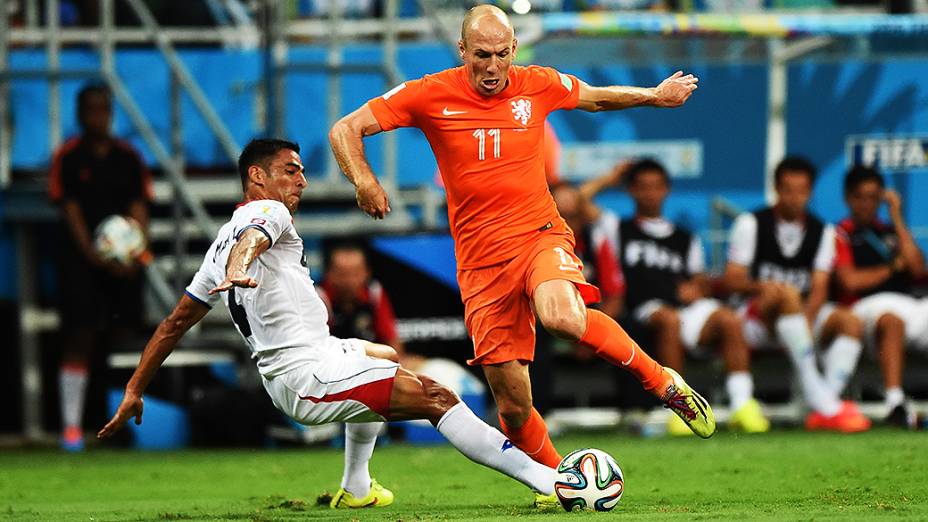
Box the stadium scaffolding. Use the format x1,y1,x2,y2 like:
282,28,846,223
3,3,927,441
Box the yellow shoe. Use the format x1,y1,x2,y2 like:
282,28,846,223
660,368,716,439
534,492,560,512
667,410,695,436
728,399,770,433
330,478,394,509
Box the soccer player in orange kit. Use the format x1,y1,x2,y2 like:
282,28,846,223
330,4,715,500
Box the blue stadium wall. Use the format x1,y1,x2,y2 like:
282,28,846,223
2,44,927,300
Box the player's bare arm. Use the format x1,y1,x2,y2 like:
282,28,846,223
61,199,103,265
678,274,711,305
128,198,150,245
804,271,830,326
97,294,210,438
723,263,762,295
834,263,893,294
576,71,698,112
885,190,927,277
209,227,270,294
329,105,391,219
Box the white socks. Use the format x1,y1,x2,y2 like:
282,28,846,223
60,364,88,429
726,371,754,412
885,387,905,412
436,402,555,495
341,422,381,497
823,335,862,395
775,314,841,416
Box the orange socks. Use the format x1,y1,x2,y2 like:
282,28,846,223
499,408,562,469
580,309,672,395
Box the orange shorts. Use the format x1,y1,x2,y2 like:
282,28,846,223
458,227,601,366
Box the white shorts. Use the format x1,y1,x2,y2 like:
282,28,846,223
261,337,400,426
633,298,722,351
739,301,836,349
852,292,928,350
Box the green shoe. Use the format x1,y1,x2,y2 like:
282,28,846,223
728,398,770,433
534,491,560,511
330,478,394,509
660,368,716,439
666,409,696,437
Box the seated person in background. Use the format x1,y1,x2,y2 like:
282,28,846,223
551,181,624,321
579,159,768,434
317,243,485,408
724,156,869,433
834,165,928,428
317,243,422,369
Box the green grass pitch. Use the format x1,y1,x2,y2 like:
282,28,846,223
2,429,926,521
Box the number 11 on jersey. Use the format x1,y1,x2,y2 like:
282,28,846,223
473,128,501,160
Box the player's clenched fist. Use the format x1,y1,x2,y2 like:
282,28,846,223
356,180,391,219
653,71,698,108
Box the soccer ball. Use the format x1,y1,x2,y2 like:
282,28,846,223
94,215,146,266
554,448,625,512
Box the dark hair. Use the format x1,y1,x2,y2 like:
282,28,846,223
549,180,578,194
774,156,817,186
625,158,670,187
237,138,301,190
844,164,884,196
324,241,368,271
76,82,112,124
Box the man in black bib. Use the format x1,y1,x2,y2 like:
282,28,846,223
724,156,869,432
579,159,768,434
834,165,928,428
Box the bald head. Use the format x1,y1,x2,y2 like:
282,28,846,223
460,4,513,44
458,4,517,97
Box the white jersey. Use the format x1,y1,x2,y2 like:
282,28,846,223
185,200,330,376
727,212,835,273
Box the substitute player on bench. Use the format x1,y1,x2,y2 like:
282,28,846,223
724,156,869,432
100,139,560,509
834,165,928,428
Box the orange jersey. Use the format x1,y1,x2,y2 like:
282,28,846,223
367,65,581,269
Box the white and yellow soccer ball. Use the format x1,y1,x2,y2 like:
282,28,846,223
554,448,625,512
94,215,146,266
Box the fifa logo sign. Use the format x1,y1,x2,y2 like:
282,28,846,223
757,263,811,293
846,135,928,172
511,98,532,126
624,240,684,273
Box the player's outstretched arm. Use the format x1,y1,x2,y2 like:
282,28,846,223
97,294,210,438
329,104,391,219
576,71,698,112
209,228,270,295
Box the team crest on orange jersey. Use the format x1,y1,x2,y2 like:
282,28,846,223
511,98,532,126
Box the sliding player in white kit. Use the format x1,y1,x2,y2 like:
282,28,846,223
99,139,556,509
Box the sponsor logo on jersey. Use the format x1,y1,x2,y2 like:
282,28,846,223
501,440,514,452
442,107,466,116
511,98,532,126
624,239,685,273
757,262,811,292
